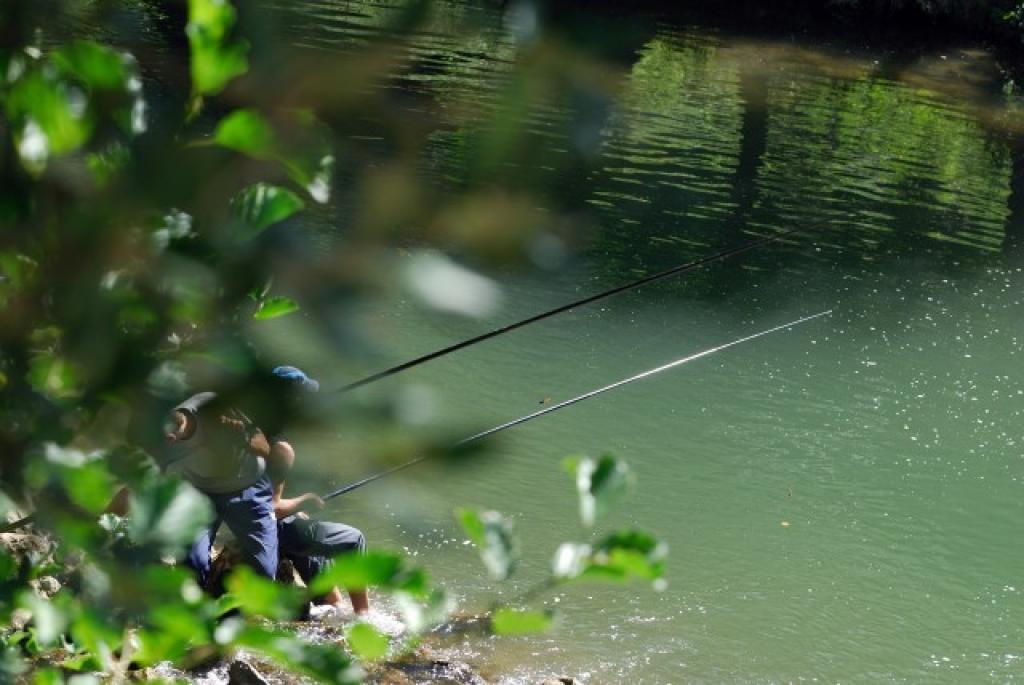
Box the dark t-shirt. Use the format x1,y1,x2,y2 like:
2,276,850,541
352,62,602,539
160,392,266,493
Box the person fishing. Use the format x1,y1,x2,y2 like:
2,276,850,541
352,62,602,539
258,365,371,616
162,391,280,589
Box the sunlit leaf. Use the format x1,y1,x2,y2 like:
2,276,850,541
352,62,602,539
232,183,305,235
27,354,81,400
224,566,301,620
551,542,591,580
345,623,389,661
213,109,275,158
52,42,127,90
309,550,429,601
17,593,68,648
234,625,362,684
553,530,667,587
309,551,401,595
186,0,249,97
456,508,518,581
127,478,212,558
253,296,300,320
565,454,634,528
5,71,92,173
491,607,554,635
33,668,63,685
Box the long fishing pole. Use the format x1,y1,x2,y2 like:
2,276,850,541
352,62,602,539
339,224,821,393
322,309,832,501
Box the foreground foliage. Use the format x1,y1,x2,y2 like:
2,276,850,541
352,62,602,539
0,1,667,681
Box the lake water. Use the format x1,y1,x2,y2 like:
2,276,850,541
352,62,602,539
254,1,1024,682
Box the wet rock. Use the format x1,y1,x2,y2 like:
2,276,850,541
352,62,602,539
0,531,54,563
10,607,32,630
228,658,272,685
369,657,489,685
31,575,61,599
541,678,581,685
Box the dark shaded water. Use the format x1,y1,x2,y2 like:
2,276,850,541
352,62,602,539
252,1,1024,682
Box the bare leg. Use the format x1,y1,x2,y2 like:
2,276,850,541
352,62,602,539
349,588,369,614
322,585,369,614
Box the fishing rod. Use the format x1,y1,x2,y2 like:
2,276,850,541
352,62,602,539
338,223,824,393
0,310,832,534
322,308,833,501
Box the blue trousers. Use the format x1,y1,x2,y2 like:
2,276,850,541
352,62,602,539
186,475,279,589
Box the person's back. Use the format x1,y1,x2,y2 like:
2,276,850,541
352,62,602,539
163,392,267,493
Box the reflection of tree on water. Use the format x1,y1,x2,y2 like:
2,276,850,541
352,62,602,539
1003,135,1024,258
580,33,1020,301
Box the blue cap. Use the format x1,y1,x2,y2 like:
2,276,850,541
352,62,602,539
272,365,320,392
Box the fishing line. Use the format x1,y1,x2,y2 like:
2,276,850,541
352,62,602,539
322,309,833,501
338,221,829,393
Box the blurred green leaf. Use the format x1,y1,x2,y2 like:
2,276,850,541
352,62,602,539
235,624,362,684
553,531,666,587
187,0,249,97
127,477,212,558
5,70,91,173
68,610,120,672
551,542,590,581
33,668,63,685
214,109,275,158
17,593,68,648
224,566,301,620
393,588,449,634
565,454,634,528
456,508,519,581
345,622,389,661
51,41,127,91
253,296,300,320
309,550,429,597
491,607,554,635
27,353,81,401
232,183,305,235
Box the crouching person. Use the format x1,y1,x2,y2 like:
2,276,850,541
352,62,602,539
278,511,370,614
260,365,371,615
162,391,279,590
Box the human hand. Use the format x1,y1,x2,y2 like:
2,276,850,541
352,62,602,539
300,493,325,512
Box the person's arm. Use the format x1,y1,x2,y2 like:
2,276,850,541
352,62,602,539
273,491,325,519
268,439,323,519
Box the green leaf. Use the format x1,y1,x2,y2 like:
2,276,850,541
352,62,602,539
68,610,121,672
33,668,64,685
187,0,250,97
127,477,212,559
309,551,401,595
553,530,667,587
213,109,275,158
18,593,68,648
5,70,92,173
345,623,389,661
234,625,362,684
27,354,81,400
565,454,634,528
253,296,300,320
224,566,301,620
456,508,519,581
491,607,554,635
51,42,128,91
232,183,305,235
309,550,429,600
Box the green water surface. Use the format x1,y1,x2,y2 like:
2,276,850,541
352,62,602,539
258,2,1024,682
